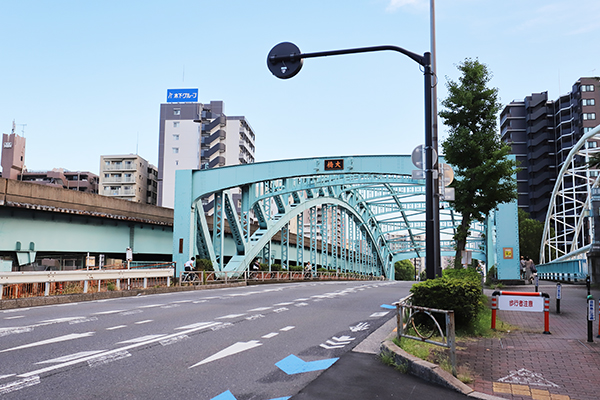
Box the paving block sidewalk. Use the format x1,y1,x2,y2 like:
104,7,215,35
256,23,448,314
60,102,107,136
457,283,600,400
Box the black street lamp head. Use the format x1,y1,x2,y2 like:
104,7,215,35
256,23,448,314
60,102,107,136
267,42,303,79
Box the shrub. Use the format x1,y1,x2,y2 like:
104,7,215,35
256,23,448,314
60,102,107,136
270,264,282,271
410,276,485,330
290,265,303,272
394,260,415,281
195,258,214,271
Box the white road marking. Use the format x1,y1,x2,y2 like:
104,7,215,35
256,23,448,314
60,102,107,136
193,300,207,304
0,332,95,353
3,308,30,313
369,312,389,318
160,334,188,346
93,310,125,315
350,322,370,332
262,332,278,339
294,298,309,301
4,316,24,320
247,307,272,312
36,350,106,364
211,322,233,331
135,320,153,324
69,317,98,324
216,313,246,319
0,374,16,380
118,335,166,344
119,310,142,315
0,326,33,337
280,326,295,331
172,300,193,303
138,304,164,308
295,302,309,307
246,314,265,321
0,376,40,395
272,307,288,313
176,322,217,330
88,350,131,367
106,325,127,330
189,340,263,368
274,302,293,306
18,322,223,378
160,304,180,309
39,317,86,324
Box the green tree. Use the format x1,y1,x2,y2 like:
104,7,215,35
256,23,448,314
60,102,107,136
518,208,544,264
394,259,416,281
439,59,518,267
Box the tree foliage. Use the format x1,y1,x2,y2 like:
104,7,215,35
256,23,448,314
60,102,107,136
439,59,518,265
518,208,544,264
394,259,415,281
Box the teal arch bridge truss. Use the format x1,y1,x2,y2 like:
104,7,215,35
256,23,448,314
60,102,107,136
173,155,486,279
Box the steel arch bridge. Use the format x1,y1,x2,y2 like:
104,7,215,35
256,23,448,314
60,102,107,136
172,155,487,279
541,125,600,264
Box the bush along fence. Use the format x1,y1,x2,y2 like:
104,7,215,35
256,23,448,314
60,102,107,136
491,290,551,334
394,294,457,376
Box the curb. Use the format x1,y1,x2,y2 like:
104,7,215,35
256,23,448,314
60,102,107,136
379,334,505,400
0,282,246,310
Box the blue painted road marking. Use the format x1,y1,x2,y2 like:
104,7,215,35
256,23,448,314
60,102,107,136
211,390,236,400
380,304,396,309
211,390,290,400
276,354,338,375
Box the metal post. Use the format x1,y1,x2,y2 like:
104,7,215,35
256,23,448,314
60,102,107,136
588,295,595,343
446,311,457,377
556,283,561,314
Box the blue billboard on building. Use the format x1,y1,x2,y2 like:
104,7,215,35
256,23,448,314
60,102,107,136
167,89,198,103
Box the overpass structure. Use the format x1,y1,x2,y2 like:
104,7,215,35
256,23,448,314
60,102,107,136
173,155,518,279
0,178,173,271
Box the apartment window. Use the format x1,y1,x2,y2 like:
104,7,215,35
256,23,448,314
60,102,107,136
174,108,181,115
173,121,180,128
583,99,596,106
173,134,179,141
175,160,179,166
590,170,599,177
582,84,595,92
583,113,596,120
584,127,593,133
173,147,179,154
104,173,109,178
588,141,598,148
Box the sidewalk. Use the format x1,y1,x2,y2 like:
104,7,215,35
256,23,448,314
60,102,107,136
458,282,600,400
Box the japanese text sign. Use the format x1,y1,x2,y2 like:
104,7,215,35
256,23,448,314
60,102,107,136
324,159,344,171
167,88,198,103
498,295,543,313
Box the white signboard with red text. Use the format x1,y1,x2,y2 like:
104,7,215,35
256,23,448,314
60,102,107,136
498,295,544,313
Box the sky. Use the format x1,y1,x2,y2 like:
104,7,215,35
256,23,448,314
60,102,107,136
1,0,599,175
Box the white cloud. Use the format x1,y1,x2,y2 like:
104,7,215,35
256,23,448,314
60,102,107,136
386,0,427,13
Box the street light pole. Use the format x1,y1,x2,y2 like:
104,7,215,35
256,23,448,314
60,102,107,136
267,42,440,279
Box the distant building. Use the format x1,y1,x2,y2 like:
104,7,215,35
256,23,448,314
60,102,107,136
1,128,26,180
501,77,600,221
20,169,98,193
2,126,98,193
158,95,255,209
99,154,158,205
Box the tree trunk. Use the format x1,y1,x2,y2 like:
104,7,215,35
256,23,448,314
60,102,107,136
454,216,471,268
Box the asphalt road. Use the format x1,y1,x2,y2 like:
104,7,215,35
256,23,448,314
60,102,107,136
0,280,461,399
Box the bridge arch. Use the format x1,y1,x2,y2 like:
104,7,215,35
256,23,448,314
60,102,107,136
173,155,487,278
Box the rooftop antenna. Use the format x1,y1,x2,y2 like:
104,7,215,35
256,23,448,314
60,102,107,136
17,124,27,136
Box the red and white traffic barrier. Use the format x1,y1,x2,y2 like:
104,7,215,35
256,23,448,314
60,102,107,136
491,291,551,334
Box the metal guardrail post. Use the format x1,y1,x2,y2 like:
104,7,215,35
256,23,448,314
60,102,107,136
446,311,456,377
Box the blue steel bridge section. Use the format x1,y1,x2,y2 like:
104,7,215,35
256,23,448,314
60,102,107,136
173,155,495,279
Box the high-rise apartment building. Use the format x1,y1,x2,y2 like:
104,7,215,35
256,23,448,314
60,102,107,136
158,93,255,209
99,154,158,205
1,129,26,180
501,77,600,221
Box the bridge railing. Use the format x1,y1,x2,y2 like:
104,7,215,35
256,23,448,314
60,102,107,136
0,268,174,300
537,259,588,282
178,270,385,286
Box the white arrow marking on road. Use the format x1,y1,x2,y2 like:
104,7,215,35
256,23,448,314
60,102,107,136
189,340,263,368
0,332,95,353
350,322,370,332
18,322,222,378
320,343,345,349
333,336,355,342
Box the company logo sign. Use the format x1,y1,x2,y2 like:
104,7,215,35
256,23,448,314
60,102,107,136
167,89,198,103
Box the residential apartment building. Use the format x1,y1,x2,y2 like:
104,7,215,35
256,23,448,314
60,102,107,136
1,130,26,180
158,95,255,209
99,155,158,205
501,77,600,221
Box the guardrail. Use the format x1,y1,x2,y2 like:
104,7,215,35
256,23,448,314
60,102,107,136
0,269,174,299
393,293,457,376
537,259,588,282
178,270,385,286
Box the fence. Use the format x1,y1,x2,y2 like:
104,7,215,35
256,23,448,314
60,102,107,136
537,259,588,282
393,293,457,376
178,269,385,286
0,268,174,300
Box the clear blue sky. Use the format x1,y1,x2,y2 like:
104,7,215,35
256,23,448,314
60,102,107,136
1,0,598,174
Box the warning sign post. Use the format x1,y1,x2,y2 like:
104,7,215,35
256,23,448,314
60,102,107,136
492,291,550,334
